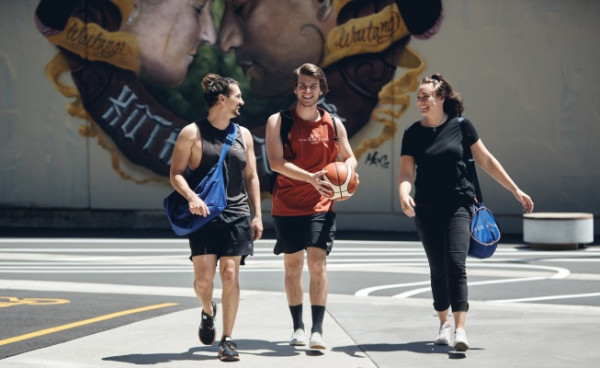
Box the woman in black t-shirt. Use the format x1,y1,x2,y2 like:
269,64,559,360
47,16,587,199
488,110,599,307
398,74,534,351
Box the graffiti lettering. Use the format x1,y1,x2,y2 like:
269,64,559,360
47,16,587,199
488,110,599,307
65,21,126,58
365,151,390,168
334,12,402,49
102,85,178,165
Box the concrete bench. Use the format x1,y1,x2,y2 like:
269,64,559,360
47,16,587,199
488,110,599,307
523,212,594,250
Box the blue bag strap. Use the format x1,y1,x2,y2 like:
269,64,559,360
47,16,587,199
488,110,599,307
217,122,238,164
191,122,237,193
458,116,484,204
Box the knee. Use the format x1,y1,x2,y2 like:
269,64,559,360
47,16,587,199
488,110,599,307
308,258,326,277
194,276,212,292
429,264,447,279
285,260,304,279
220,264,239,286
447,258,467,277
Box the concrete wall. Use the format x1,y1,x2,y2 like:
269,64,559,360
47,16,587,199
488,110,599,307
1,0,598,235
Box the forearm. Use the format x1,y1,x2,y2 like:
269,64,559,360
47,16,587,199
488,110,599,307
399,179,413,199
272,160,316,184
479,156,520,194
170,174,196,201
246,175,262,218
343,156,358,171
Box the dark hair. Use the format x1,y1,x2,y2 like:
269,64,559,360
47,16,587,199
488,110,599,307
201,73,238,108
292,63,329,95
420,73,464,116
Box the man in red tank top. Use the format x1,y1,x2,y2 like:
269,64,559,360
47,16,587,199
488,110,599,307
265,63,357,350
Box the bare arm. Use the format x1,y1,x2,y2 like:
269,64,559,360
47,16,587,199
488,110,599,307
240,126,263,241
334,117,358,170
470,139,534,213
398,155,417,217
169,123,210,217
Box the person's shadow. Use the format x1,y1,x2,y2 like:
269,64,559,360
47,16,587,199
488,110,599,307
333,341,483,360
103,339,306,365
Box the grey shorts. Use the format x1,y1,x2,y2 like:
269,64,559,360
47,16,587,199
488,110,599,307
188,215,254,265
273,212,336,255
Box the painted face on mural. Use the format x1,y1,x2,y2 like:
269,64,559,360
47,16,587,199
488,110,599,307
124,0,216,87
218,0,336,97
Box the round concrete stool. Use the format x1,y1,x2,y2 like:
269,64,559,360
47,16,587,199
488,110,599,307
523,212,594,250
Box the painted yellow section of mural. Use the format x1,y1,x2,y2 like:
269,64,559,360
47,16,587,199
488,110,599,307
47,18,140,73
323,4,409,68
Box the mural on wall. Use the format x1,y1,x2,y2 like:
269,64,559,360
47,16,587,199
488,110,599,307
34,0,443,190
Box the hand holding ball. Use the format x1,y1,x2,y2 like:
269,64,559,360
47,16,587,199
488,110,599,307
322,162,359,201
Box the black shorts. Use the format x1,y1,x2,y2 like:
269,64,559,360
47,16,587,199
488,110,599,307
273,212,336,255
188,215,254,265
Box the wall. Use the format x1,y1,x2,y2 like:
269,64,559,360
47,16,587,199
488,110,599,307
1,0,598,234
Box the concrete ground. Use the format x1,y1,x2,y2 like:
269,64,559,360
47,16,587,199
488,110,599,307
2,288,599,368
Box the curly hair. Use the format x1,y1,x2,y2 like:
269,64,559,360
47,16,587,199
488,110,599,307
201,73,239,108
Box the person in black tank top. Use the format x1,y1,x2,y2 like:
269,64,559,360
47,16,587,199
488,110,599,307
399,74,534,352
168,74,263,362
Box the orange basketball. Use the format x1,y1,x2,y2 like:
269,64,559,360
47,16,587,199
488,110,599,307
322,162,359,201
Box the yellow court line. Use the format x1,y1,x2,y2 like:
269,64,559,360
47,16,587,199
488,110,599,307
0,302,178,346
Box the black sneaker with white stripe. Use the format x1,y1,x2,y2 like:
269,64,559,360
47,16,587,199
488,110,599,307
199,301,217,345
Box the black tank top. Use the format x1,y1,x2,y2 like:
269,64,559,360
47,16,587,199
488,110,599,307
187,119,250,222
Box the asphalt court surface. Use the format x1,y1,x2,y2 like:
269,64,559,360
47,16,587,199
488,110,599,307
1,232,599,366
1,289,199,358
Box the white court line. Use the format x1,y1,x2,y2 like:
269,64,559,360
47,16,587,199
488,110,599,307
355,263,570,297
392,277,546,298
355,281,431,297
490,292,600,303
0,278,198,297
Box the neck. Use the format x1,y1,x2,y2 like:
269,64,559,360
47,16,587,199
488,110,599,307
206,109,231,130
424,112,447,127
295,103,321,122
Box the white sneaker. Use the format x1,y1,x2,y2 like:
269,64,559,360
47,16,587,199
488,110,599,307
289,329,308,346
453,329,470,351
309,332,326,349
434,322,452,345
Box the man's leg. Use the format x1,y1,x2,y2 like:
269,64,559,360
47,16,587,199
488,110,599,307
192,254,218,314
307,246,327,307
192,254,218,346
284,250,307,345
306,246,327,348
284,251,305,306
219,256,242,338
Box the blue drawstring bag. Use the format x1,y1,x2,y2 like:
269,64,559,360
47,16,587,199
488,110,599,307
163,123,237,236
469,201,501,258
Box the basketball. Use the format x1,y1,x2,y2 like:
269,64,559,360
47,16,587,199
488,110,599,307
322,162,359,201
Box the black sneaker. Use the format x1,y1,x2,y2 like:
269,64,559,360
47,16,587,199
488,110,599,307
199,301,217,345
218,336,240,362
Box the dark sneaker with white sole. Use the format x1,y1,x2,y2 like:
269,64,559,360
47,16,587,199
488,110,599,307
199,301,217,345
218,336,240,361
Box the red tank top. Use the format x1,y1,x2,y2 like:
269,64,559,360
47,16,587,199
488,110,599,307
272,108,339,216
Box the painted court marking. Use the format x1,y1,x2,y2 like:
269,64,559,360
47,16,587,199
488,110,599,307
0,302,178,346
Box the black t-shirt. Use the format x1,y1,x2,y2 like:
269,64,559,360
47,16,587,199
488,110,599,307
401,116,479,205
